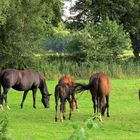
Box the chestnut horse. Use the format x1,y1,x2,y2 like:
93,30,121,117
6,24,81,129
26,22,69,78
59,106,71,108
77,73,110,121
0,69,51,109
55,76,78,122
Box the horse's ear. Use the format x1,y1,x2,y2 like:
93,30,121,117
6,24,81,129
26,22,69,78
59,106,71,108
48,94,52,96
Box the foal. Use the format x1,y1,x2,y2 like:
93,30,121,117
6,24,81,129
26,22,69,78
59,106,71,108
58,76,79,111
55,76,78,122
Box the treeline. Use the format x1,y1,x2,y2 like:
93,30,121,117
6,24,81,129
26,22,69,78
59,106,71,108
0,0,140,79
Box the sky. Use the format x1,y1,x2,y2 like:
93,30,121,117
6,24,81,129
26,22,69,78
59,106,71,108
62,0,78,20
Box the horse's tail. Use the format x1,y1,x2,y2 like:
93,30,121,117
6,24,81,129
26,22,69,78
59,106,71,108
74,83,91,93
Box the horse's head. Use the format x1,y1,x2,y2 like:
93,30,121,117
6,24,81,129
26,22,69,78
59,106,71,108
41,94,51,108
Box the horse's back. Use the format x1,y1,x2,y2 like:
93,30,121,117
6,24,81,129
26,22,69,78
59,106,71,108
55,83,70,99
0,69,42,90
58,76,75,85
90,73,110,96
1,69,18,87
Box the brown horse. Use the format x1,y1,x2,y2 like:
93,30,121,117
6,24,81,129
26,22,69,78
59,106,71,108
55,76,78,122
0,69,51,109
77,72,110,121
58,76,79,111
58,76,75,86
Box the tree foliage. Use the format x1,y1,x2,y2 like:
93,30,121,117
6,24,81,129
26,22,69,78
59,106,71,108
67,18,131,63
69,0,140,56
43,22,70,52
0,0,63,69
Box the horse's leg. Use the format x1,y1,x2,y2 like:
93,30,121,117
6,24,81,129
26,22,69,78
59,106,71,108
91,93,96,119
55,96,59,122
90,90,96,114
63,101,66,120
101,96,106,116
68,98,72,120
20,91,28,109
64,101,66,112
98,97,102,122
106,96,110,117
75,99,79,112
72,93,79,112
32,88,37,109
2,87,10,110
60,102,64,122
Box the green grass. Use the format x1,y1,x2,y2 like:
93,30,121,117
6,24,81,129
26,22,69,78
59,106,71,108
1,79,140,140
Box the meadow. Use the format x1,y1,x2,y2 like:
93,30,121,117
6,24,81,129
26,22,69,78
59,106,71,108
1,78,140,140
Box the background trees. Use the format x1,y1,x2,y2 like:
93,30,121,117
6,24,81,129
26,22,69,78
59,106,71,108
0,0,139,75
69,0,140,57
0,0,63,69
67,18,131,63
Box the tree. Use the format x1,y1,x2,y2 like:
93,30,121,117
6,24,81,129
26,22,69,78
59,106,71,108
0,0,63,69
67,19,131,63
69,0,140,57
43,0,63,27
43,22,70,52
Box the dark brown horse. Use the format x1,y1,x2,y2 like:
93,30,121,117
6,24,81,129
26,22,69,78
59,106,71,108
0,69,51,109
55,76,78,122
77,73,110,121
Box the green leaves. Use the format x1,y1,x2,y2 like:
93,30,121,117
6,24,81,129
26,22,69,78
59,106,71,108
86,121,93,129
72,123,79,130
68,126,86,140
86,119,99,129
67,118,100,140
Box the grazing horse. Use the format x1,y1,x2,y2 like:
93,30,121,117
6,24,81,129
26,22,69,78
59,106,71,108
77,73,110,121
58,76,79,111
0,69,51,109
55,76,78,122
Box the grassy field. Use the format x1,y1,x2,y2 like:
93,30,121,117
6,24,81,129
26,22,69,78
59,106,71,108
1,78,140,140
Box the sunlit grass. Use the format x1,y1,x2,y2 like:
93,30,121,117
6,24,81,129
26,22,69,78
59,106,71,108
0,79,140,139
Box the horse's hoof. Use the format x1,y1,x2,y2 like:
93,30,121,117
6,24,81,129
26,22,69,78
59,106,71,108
0,104,4,110
107,114,110,117
55,118,58,122
60,119,63,123
33,106,36,109
101,113,105,116
6,105,10,110
99,115,103,122
93,116,96,120
92,114,96,120
20,104,23,109
76,109,79,112
63,116,65,120
99,118,103,122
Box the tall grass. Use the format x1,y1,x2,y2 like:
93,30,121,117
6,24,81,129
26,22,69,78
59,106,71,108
0,112,9,140
38,60,140,79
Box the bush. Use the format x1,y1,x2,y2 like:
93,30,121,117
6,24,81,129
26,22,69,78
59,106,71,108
67,18,131,63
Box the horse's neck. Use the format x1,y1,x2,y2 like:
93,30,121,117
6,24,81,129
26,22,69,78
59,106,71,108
39,79,48,96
